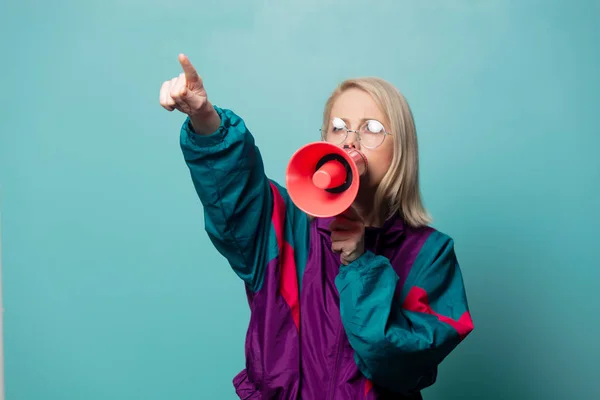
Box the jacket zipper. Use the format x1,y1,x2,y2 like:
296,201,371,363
328,325,345,400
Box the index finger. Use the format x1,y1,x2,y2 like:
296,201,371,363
178,53,200,83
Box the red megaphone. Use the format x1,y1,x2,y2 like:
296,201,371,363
285,142,368,218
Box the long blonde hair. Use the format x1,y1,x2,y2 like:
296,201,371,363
321,77,431,227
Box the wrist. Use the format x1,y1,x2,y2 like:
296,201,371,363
189,102,221,135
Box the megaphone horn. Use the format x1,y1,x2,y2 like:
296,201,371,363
285,142,368,218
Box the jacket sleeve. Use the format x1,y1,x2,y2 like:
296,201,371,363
335,230,474,395
180,106,308,293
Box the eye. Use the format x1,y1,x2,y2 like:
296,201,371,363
332,117,346,131
366,120,384,133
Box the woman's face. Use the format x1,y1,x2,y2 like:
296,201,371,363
325,88,394,191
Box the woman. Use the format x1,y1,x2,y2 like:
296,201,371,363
159,54,474,399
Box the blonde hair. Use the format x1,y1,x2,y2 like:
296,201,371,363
321,77,432,227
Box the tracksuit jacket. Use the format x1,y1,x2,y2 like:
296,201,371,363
179,106,474,399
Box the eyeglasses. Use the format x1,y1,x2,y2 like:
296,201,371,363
320,117,392,149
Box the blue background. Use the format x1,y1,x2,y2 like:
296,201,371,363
1,1,599,399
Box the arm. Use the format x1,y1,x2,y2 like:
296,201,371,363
335,231,474,395
180,105,280,292
161,54,308,293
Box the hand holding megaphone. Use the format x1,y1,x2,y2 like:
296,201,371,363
329,205,365,265
285,142,368,218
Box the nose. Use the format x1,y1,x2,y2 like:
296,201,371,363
342,130,361,150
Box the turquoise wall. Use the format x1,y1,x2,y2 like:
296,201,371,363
1,1,599,399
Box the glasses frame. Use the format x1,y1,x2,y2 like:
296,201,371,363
319,118,393,149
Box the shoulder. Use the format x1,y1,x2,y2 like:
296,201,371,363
420,226,453,251
391,221,456,279
396,224,461,299
387,221,451,265
410,225,455,265
401,224,459,286
402,221,454,255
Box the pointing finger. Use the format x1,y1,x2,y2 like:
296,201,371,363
178,53,200,84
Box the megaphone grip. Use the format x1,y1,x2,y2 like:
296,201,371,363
312,160,347,189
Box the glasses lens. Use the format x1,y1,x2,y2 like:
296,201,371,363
325,117,347,145
360,120,386,148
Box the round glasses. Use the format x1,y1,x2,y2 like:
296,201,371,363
321,117,392,149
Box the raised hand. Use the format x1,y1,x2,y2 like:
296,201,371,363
160,54,220,134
